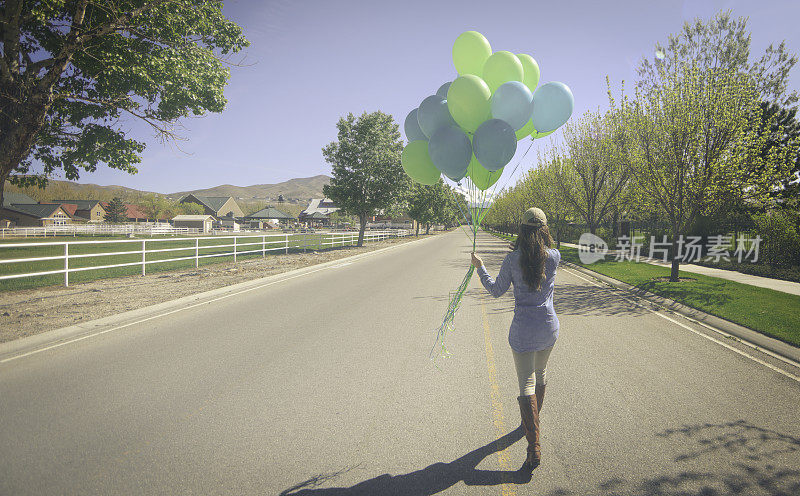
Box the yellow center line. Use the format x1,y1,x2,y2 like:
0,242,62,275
481,299,517,496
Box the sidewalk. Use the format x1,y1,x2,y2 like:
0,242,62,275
560,242,800,297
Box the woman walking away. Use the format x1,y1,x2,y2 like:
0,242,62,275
470,207,561,473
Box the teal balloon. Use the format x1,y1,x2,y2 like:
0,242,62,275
491,81,534,130
436,81,452,99
404,108,427,142
531,81,574,133
473,119,517,171
417,95,457,138
428,126,471,181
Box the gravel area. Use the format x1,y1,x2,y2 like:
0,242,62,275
0,235,426,343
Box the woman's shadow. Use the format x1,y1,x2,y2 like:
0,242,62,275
280,426,532,495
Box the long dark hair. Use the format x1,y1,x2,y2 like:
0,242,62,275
513,223,554,291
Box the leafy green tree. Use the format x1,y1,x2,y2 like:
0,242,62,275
637,10,797,107
752,102,800,205
407,180,456,235
104,196,127,222
322,111,408,246
625,62,791,282
0,1,248,208
177,201,205,216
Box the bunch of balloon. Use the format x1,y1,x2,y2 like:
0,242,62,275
400,31,574,363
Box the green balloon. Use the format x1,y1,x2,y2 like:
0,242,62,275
516,53,540,93
402,140,440,185
531,126,555,139
468,155,502,190
515,119,535,140
447,74,491,133
452,31,492,76
482,50,524,93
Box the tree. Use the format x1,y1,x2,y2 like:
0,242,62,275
636,10,797,107
0,1,248,208
322,111,408,246
104,196,127,222
407,180,456,236
625,62,791,282
177,201,205,215
277,194,285,203
556,100,632,236
751,102,800,204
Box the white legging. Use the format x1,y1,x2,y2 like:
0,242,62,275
512,346,554,396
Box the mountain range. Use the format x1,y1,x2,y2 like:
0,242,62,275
168,175,331,200
6,175,332,203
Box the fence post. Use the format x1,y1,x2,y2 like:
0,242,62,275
195,238,199,268
285,233,288,254
141,240,146,276
233,236,237,262
64,243,69,287
262,235,266,257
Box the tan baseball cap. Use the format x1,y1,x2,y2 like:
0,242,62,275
522,207,547,227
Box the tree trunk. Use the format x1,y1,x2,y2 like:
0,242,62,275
555,213,561,249
425,223,430,235
0,173,7,212
669,229,680,282
0,84,52,192
415,221,420,237
357,214,367,247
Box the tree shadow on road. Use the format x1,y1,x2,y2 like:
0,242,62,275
280,420,800,496
279,427,531,495
542,419,800,496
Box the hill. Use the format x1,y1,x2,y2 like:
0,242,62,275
169,175,330,200
4,175,331,204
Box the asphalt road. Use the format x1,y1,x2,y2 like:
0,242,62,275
1,230,799,496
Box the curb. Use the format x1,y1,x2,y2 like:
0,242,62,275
560,260,800,365
0,233,443,363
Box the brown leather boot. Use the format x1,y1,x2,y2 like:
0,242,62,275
517,395,540,471
536,384,546,414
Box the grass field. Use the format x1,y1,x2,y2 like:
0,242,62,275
0,232,387,292
487,230,800,347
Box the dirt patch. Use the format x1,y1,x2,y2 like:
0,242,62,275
0,235,429,343
652,276,697,283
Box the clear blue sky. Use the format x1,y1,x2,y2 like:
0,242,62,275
70,0,800,193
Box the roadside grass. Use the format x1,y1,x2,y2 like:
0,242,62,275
0,233,376,292
485,230,800,347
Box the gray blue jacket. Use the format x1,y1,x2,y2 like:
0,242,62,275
477,248,560,352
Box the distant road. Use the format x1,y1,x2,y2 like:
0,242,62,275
1,230,798,495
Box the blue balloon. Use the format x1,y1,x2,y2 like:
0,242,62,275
417,95,457,139
404,108,427,142
473,119,517,171
491,81,534,130
436,81,452,99
531,81,574,133
428,126,472,181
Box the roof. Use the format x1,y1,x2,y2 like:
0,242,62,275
2,192,37,206
182,195,233,212
302,198,340,216
123,204,150,219
307,211,329,219
59,204,79,217
246,207,295,220
49,200,104,210
172,214,214,221
3,203,62,218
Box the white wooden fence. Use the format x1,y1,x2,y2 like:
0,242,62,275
0,229,410,287
0,223,199,238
